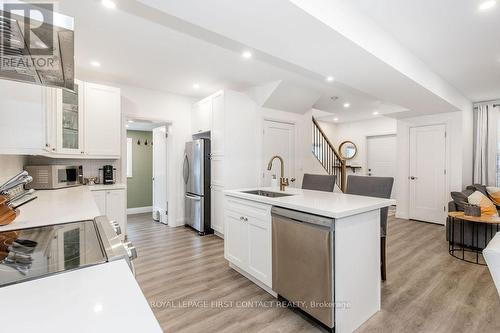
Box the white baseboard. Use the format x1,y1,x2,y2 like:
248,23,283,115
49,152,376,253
127,206,152,215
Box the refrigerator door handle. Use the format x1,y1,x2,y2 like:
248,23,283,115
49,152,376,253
183,154,189,185
185,193,201,200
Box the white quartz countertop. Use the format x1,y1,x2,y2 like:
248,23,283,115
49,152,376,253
0,186,101,232
0,260,162,333
225,187,396,219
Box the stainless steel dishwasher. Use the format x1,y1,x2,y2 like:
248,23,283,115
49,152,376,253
271,206,335,331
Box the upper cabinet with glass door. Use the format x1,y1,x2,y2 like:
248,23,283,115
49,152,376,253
44,79,84,155
43,80,121,158
58,80,84,154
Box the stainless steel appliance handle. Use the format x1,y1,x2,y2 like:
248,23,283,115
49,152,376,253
185,193,201,200
183,154,189,185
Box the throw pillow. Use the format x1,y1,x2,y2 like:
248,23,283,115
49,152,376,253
468,191,498,216
451,192,468,211
486,186,500,205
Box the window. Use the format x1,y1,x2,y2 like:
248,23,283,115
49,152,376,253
127,137,133,178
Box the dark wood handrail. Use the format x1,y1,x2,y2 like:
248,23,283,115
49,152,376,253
312,117,345,166
311,117,347,192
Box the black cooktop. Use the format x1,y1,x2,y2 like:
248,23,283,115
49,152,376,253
0,220,107,287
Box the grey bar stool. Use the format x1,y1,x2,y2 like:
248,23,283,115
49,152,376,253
301,174,337,192
345,175,394,281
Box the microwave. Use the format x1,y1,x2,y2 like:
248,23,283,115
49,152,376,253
25,165,83,190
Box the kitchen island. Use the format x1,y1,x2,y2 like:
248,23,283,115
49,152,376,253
224,187,395,333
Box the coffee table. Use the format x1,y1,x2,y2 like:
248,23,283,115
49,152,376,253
448,211,500,265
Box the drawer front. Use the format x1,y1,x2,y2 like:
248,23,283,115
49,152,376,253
225,196,271,220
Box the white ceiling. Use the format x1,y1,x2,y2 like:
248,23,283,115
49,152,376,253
136,0,471,117
349,0,500,102
56,0,499,124
56,0,408,123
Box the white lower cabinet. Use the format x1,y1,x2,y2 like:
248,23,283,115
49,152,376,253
211,185,225,234
224,196,272,287
91,188,126,240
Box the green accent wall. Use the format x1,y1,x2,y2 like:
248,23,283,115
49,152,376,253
127,130,153,208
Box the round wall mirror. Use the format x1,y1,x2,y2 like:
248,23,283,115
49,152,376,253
339,141,358,160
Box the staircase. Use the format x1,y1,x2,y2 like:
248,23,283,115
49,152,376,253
311,117,347,192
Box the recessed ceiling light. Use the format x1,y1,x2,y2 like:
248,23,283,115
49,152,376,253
90,61,101,67
193,83,200,89
101,0,116,9
326,76,334,82
242,51,252,59
479,0,496,11
343,103,350,108
127,120,134,123
373,111,379,115
333,118,339,122
125,124,130,128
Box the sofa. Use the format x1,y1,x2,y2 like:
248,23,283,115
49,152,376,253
446,184,498,249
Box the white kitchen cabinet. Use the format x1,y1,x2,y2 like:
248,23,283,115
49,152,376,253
83,83,121,157
191,97,212,134
224,210,248,267
0,80,44,155
55,80,85,155
192,89,259,236
211,185,225,234
224,196,272,287
92,190,106,215
0,79,121,158
210,155,224,186
210,91,225,155
91,188,126,240
246,214,272,285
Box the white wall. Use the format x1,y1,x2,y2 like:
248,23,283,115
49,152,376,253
396,112,465,219
0,155,27,184
116,84,194,228
317,117,397,174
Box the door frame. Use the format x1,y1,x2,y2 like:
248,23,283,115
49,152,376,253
123,116,171,224
408,123,449,224
261,118,297,187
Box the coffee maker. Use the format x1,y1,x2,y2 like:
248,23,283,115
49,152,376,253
101,165,115,185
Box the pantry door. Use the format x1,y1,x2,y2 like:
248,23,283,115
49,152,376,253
262,120,296,187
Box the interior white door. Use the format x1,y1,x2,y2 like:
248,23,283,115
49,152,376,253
153,126,168,224
409,125,446,224
367,134,397,199
262,120,295,187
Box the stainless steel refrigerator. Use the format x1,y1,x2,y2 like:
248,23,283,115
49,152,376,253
183,139,211,235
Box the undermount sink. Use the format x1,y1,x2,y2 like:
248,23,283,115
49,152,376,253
241,190,293,198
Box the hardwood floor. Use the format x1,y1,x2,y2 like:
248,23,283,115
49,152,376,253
127,213,500,333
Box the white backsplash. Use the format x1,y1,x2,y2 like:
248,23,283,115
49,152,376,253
0,155,27,184
26,156,122,184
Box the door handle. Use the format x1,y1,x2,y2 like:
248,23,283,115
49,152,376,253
290,178,296,183
410,176,418,180
185,194,201,200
